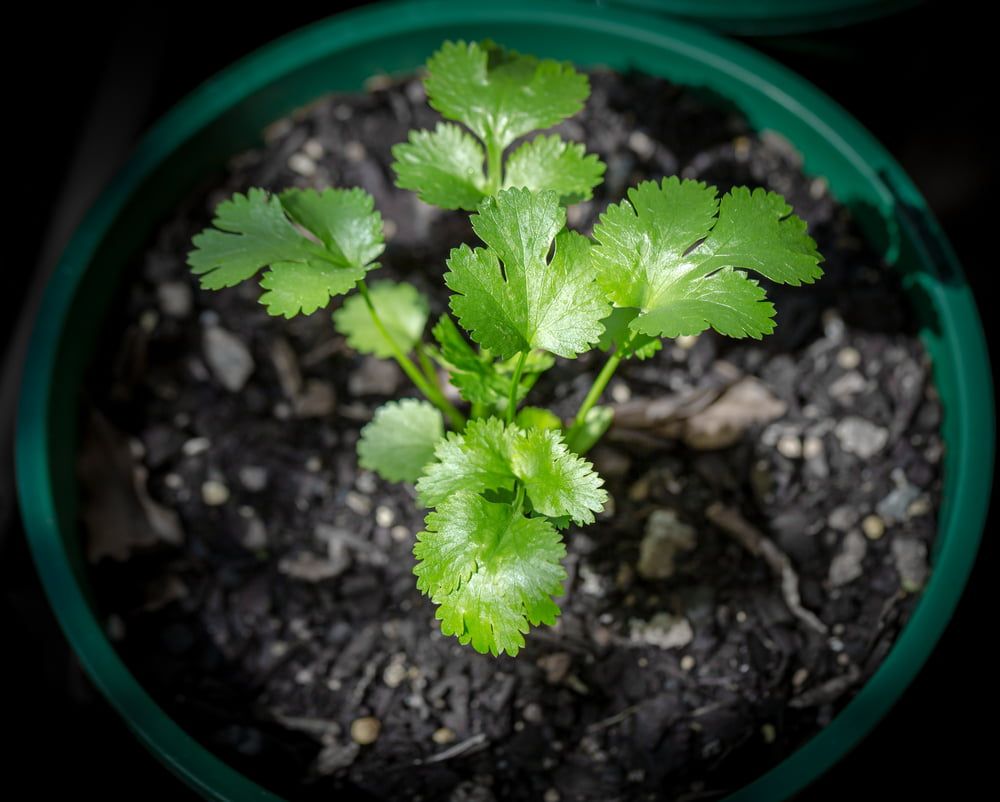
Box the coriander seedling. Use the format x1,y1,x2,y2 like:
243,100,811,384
188,40,823,656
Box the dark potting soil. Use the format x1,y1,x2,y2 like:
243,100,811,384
82,70,943,802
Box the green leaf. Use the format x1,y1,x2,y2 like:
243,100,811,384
416,417,514,508
417,418,606,524
592,178,823,340
504,135,605,205
509,428,607,524
279,187,385,268
564,406,614,456
414,492,566,656
333,280,430,358
391,123,487,211
188,189,331,290
188,187,385,318
357,399,444,483
515,407,563,432
425,40,589,150
446,188,609,359
597,307,662,360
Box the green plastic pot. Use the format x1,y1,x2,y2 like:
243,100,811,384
15,2,993,800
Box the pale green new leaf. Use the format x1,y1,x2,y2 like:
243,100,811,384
504,135,605,205
593,177,823,340
357,399,444,483
446,188,609,359
509,428,607,524
416,417,514,507
333,280,430,358
597,307,662,360
391,123,487,211
425,41,589,150
414,492,566,656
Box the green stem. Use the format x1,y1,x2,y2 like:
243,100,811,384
506,351,528,424
415,342,438,385
566,333,634,440
513,483,525,514
357,280,466,430
485,135,503,194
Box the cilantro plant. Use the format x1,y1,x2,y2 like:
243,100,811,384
188,40,823,657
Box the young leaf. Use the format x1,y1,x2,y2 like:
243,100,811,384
279,187,385,269
357,399,444,483
504,135,605,205
430,316,550,411
417,418,606,524
333,280,429,358
188,187,385,318
424,41,589,150
391,123,487,211
416,417,513,508
509,428,607,524
446,188,609,359
414,491,566,656
593,178,823,340
515,407,563,432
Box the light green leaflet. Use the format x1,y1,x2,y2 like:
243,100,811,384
503,135,605,205
592,177,823,340
391,123,487,211
187,187,384,317
333,280,430,358
446,188,609,359
425,40,588,151
414,492,566,656
357,399,444,483
416,418,607,525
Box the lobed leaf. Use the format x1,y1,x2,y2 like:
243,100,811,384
417,418,605,525
414,492,566,656
188,187,384,318
446,188,609,360
424,40,589,150
357,399,444,483
391,123,487,211
592,177,822,340
504,135,605,205
333,280,430,358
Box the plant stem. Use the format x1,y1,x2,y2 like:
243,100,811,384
415,342,438,385
506,351,528,424
485,136,503,194
357,280,466,430
513,482,525,514
566,333,634,440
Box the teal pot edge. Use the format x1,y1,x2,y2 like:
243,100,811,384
16,2,994,801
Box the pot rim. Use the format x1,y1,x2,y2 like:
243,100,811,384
15,2,994,801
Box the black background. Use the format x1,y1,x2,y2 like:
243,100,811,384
3,2,994,799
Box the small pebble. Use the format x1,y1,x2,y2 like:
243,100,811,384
383,661,407,688
201,480,230,506
523,702,543,724
792,668,809,687
432,727,456,745
182,436,210,456
344,141,366,162
288,153,316,176
390,525,410,543
680,655,696,672
350,717,381,745
375,506,395,528
836,346,861,369
761,723,777,744
543,790,560,802
776,434,803,459
345,491,372,515
861,514,886,540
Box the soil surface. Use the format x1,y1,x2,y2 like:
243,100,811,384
83,71,943,801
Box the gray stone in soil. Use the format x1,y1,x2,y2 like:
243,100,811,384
156,281,193,317
892,537,929,592
682,376,787,450
348,356,400,396
637,509,697,580
629,612,694,650
278,549,351,583
295,379,337,418
828,530,867,587
203,326,254,392
876,468,922,524
834,416,889,458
